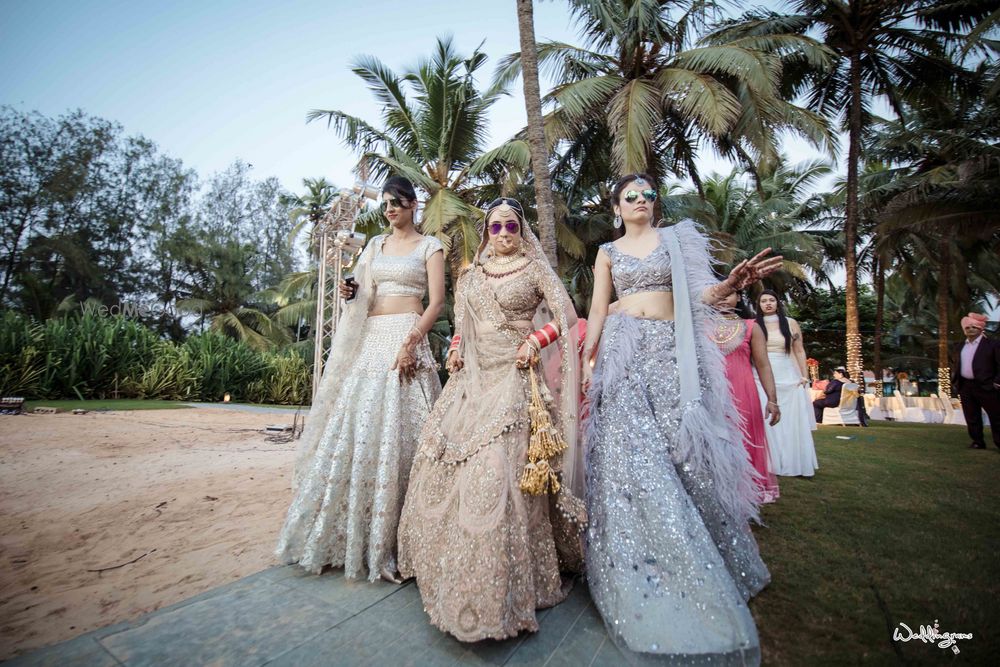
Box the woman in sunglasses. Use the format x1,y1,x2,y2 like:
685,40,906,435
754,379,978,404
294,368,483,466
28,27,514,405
581,173,781,664
276,175,445,583
398,197,585,641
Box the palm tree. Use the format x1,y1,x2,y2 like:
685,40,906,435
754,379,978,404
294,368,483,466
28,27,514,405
855,162,902,396
661,158,832,297
715,0,991,383
515,0,558,266
308,36,521,274
493,0,832,205
176,238,289,351
868,82,1000,396
280,177,337,256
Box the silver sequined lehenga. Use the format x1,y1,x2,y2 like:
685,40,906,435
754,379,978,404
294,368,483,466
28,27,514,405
275,234,443,580
586,222,770,665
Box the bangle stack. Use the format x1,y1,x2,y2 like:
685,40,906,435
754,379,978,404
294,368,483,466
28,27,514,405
528,323,559,351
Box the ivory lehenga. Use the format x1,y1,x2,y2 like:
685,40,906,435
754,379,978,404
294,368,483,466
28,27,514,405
586,221,770,665
276,234,443,580
398,226,585,642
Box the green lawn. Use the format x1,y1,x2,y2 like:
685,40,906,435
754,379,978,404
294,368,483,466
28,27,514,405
752,421,998,665
24,399,193,411
21,399,308,412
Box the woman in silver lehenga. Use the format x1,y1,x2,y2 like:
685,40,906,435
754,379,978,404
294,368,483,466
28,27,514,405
398,198,585,642
581,174,782,665
276,176,445,582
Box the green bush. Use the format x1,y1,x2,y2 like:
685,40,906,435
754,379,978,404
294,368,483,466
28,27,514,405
246,351,311,405
183,332,270,402
36,314,160,399
0,312,311,404
126,343,200,400
0,312,45,396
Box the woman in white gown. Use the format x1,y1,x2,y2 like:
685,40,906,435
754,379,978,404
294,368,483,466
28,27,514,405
754,290,818,477
276,175,445,581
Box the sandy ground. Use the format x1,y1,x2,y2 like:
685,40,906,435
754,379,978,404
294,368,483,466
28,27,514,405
0,408,300,660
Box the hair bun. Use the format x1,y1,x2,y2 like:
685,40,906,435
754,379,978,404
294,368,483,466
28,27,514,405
382,175,417,202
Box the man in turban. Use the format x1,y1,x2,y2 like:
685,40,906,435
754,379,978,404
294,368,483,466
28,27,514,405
951,312,1000,449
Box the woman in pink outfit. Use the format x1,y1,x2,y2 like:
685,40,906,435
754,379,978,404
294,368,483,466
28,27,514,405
713,292,781,503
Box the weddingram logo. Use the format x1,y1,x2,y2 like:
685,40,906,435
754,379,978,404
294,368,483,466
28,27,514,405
80,301,193,318
893,621,972,655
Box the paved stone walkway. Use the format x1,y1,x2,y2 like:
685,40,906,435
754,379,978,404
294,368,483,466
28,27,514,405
183,403,305,415
7,566,625,666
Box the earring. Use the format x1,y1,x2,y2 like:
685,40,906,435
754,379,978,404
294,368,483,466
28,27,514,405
486,245,495,258
613,214,622,229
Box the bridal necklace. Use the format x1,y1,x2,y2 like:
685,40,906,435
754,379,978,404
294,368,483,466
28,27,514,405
488,251,522,265
483,257,530,278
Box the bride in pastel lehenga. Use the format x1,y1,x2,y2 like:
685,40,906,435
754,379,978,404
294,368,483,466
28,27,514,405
398,197,586,642
582,173,780,665
276,175,445,582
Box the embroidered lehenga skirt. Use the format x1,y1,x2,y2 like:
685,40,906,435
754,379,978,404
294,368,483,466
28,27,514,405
276,312,441,580
586,314,770,665
397,270,580,642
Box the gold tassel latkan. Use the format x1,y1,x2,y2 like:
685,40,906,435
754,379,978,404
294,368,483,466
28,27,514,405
520,367,567,495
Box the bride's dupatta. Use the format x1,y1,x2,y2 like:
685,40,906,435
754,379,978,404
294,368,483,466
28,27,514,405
419,270,528,469
419,222,585,568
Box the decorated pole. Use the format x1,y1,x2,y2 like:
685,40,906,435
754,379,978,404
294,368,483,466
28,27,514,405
311,184,376,399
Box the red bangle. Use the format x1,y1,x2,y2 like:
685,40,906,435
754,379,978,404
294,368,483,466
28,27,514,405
529,323,559,349
449,334,462,351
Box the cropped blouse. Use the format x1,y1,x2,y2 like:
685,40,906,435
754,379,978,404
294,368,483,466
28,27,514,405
486,267,547,322
369,234,443,298
601,229,673,297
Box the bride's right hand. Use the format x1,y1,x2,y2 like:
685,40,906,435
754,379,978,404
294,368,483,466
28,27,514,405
581,363,593,394
446,350,464,373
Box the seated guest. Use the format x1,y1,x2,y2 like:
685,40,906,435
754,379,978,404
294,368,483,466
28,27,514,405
813,367,846,423
882,368,895,395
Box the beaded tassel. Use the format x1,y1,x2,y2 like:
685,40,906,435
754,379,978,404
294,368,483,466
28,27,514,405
520,367,567,495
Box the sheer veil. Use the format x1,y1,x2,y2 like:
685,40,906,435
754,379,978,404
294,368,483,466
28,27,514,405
292,235,382,489
474,221,583,498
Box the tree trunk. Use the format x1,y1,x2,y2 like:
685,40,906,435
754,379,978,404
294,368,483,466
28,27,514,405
873,253,885,396
844,52,863,384
516,0,557,267
0,214,31,305
937,238,952,397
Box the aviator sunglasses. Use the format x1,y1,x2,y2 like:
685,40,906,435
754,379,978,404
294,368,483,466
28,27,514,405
489,221,521,235
379,197,409,212
622,189,658,204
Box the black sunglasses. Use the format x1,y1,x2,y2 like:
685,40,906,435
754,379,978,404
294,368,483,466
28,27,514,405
379,197,409,212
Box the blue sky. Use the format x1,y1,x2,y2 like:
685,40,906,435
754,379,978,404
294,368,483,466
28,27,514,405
2,0,817,194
